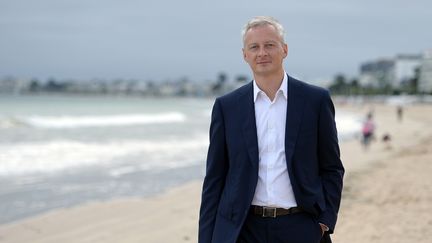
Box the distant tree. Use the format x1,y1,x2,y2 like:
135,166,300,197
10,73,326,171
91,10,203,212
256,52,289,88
46,78,57,91
29,78,41,92
235,74,249,83
45,78,66,92
217,72,227,84
328,74,348,94
349,78,360,95
350,78,359,88
212,72,228,93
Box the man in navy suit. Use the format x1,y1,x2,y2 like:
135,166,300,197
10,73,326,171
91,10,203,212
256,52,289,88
199,16,344,243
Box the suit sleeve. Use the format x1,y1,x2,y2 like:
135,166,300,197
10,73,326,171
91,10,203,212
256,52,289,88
317,91,345,233
198,98,229,243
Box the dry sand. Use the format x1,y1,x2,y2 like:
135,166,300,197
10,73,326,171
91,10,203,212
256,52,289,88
0,103,431,243
333,103,432,243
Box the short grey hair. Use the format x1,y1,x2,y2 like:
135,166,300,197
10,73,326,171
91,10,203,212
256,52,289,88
242,16,286,46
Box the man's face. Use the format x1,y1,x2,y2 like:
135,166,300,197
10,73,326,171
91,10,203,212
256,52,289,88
242,24,288,77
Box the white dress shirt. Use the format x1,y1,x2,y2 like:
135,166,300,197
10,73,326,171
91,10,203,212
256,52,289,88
251,73,297,209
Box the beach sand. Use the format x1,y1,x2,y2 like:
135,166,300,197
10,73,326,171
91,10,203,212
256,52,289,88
0,103,431,243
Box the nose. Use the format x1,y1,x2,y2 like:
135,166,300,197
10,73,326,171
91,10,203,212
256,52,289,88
257,46,268,57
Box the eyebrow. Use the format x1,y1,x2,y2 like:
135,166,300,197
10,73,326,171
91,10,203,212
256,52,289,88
247,40,278,46
264,40,278,44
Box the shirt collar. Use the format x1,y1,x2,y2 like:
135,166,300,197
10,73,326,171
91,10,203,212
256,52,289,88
253,72,288,102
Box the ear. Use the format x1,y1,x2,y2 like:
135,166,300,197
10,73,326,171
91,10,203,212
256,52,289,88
283,43,288,58
242,48,247,60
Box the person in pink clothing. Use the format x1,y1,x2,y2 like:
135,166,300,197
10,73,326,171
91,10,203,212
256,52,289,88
361,112,375,149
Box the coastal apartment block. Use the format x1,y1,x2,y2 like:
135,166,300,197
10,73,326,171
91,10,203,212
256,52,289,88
359,50,432,93
359,54,422,89
418,50,432,93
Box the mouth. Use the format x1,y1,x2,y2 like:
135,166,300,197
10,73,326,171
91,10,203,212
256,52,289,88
257,61,271,65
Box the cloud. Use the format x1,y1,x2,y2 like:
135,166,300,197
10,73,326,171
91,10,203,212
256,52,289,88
1,0,431,81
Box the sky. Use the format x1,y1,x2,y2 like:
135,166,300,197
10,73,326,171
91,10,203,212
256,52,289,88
1,0,431,84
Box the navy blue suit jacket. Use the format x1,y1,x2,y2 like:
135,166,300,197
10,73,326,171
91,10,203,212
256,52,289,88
199,75,344,243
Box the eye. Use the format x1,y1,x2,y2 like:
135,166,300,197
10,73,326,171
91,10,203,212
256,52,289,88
249,45,258,50
265,43,275,48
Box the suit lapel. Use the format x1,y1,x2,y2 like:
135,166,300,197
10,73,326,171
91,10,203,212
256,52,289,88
239,82,259,169
285,76,305,167
238,77,304,170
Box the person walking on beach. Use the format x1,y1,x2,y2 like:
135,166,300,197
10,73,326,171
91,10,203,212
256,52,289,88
199,16,344,243
397,105,403,122
361,112,375,149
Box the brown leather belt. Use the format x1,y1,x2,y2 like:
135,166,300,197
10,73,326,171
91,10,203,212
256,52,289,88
250,205,304,218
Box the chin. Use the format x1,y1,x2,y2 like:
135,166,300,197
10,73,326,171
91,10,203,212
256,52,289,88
254,67,274,75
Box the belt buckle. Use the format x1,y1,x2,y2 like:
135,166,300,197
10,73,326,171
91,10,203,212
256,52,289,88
262,206,277,218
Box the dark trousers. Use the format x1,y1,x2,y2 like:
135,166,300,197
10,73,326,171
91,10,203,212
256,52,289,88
237,211,324,243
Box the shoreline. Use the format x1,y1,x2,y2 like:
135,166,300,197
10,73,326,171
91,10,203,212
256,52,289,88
1,103,431,242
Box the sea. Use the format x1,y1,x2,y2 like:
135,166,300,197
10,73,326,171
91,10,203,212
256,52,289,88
0,94,361,224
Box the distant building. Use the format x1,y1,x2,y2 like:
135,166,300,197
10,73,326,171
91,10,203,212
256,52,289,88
0,78,16,93
418,50,432,93
359,59,394,88
394,54,422,88
0,77,28,94
359,54,422,89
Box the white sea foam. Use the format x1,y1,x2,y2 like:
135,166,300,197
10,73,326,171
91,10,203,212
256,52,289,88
21,112,186,128
0,136,208,176
0,117,25,129
108,166,137,177
0,109,361,176
202,109,212,117
336,113,362,139
386,95,417,105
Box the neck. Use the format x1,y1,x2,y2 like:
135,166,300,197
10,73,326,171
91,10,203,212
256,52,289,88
254,70,285,101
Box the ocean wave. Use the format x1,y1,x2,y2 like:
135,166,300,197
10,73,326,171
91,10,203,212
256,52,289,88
336,113,362,139
0,117,26,129
0,136,208,176
9,112,187,129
